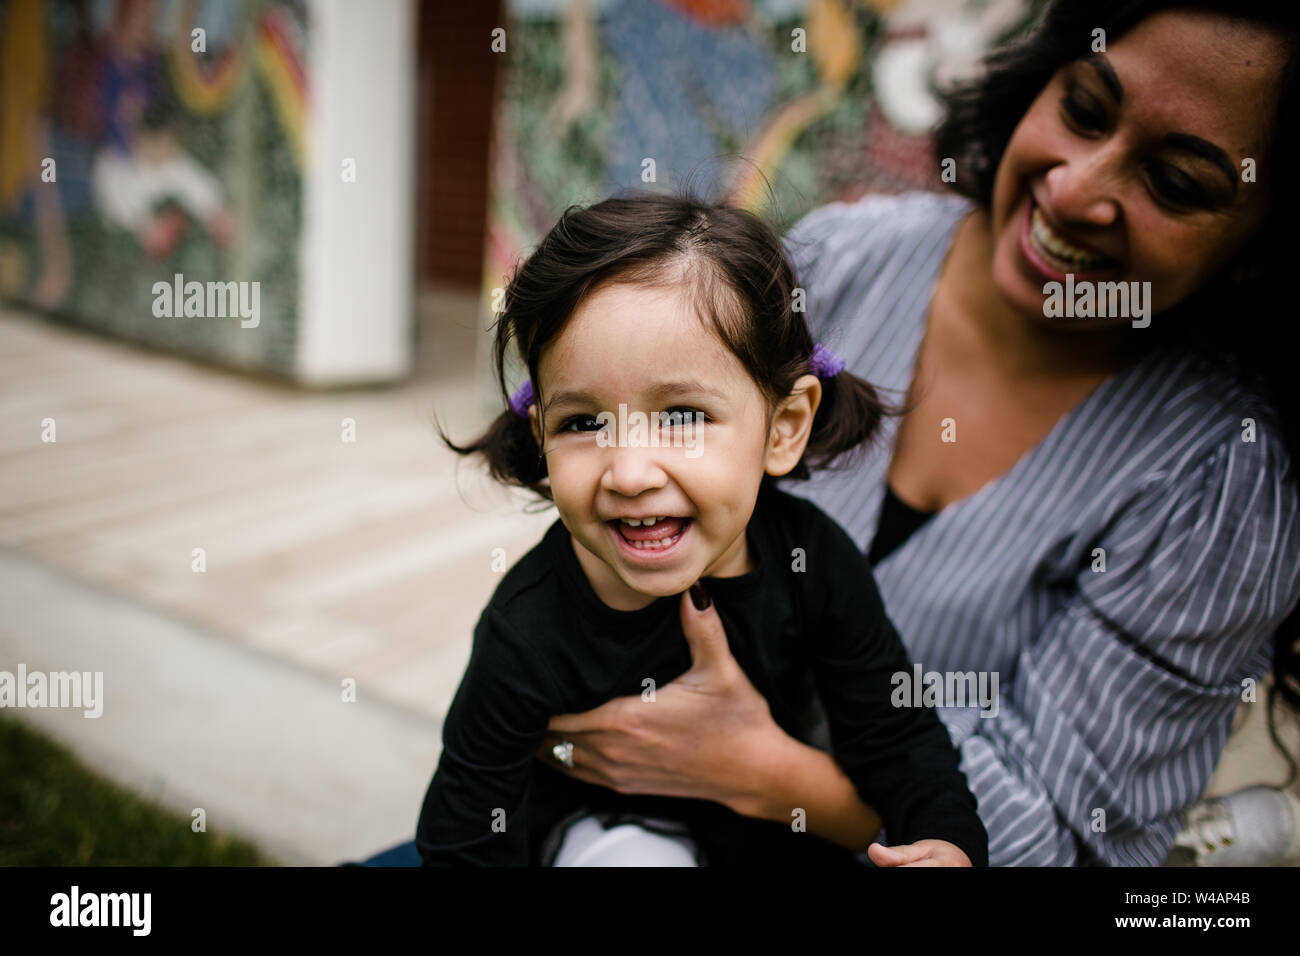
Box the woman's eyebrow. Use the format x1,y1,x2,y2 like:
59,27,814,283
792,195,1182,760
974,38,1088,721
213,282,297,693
1081,54,1238,195
1082,54,1124,102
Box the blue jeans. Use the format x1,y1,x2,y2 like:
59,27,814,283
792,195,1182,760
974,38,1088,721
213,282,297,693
341,840,422,866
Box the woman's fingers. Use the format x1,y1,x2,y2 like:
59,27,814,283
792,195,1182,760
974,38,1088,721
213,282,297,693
679,583,736,675
535,732,620,788
527,588,779,805
537,728,605,767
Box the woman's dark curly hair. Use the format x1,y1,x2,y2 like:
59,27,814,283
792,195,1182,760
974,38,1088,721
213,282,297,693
935,0,1300,782
438,188,891,502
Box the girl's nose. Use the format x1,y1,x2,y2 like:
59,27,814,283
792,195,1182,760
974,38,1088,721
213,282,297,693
1043,144,1122,229
600,445,669,497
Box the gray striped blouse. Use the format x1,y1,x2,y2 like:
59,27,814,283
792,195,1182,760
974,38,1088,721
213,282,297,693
778,190,1300,866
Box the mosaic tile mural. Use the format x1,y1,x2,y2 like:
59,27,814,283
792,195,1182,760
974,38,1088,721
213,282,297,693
483,0,1044,296
0,0,307,376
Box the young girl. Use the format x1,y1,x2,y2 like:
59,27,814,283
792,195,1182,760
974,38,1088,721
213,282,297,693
417,191,988,867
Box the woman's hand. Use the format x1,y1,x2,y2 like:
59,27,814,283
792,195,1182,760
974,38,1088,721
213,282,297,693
536,583,784,816
867,840,972,867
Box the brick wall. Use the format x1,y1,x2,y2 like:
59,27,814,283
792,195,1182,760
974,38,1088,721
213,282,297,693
417,0,504,289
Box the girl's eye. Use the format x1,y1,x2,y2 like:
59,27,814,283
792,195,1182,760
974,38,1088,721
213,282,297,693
557,408,711,434
558,414,604,433
1145,165,1211,209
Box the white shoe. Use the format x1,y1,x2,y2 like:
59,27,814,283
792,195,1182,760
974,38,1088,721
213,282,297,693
1167,786,1300,866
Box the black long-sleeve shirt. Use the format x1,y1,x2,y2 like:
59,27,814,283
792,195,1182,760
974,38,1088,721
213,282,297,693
415,481,988,866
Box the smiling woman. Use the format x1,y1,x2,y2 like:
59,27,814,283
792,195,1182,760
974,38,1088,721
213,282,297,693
941,2,1292,328
932,0,1300,720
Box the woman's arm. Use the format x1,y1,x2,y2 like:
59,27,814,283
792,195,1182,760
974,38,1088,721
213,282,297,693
540,588,883,852
945,436,1300,866
738,730,884,851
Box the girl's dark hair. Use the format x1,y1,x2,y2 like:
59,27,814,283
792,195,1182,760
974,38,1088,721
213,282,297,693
439,190,891,505
936,0,1300,782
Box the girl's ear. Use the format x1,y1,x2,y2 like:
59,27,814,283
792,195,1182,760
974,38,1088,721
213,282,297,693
528,404,542,448
764,374,821,478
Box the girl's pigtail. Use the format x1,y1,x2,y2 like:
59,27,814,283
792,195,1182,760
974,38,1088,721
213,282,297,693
435,407,550,500
793,369,898,479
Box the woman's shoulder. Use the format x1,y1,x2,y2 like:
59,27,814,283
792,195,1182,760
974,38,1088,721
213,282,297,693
1078,350,1300,662
787,188,971,232
783,190,972,343
784,189,972,271
1083,343,1300,596
1116,342,1294,488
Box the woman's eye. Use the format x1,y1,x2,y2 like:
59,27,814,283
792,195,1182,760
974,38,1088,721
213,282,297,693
1060,92,1105,132
1146,166,1211,209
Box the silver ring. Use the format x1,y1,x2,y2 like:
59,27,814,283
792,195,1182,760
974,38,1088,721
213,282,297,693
552,740,575,768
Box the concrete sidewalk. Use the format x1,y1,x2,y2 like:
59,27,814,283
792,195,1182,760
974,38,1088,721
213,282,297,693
0,546,440,866
0,298,549,866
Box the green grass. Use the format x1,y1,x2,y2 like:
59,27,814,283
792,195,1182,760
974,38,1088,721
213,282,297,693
0,713,276,866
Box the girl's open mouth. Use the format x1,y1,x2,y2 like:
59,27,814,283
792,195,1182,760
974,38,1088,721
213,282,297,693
607,516,692,562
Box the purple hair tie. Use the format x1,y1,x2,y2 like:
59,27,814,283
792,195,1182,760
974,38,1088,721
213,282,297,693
810,342,845,379
508,379,534,418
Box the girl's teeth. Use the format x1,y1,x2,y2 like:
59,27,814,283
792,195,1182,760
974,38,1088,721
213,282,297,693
614,516,687,549
1030,208,1109,269
626,531,683,550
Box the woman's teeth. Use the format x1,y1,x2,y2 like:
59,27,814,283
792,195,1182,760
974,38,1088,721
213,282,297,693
1030,207,1112,271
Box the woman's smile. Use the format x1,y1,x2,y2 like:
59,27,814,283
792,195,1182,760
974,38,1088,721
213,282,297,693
1019,196,1120,282
988,10,1280,327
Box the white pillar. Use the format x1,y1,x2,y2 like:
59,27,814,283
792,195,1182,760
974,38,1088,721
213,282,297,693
298,0,416,385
